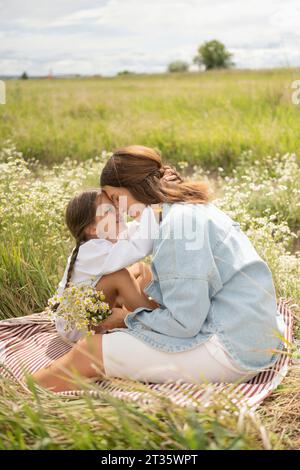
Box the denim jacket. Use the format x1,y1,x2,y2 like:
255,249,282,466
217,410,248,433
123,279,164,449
114,202,285,372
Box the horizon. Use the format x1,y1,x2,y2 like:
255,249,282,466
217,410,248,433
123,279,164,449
2,65,300,80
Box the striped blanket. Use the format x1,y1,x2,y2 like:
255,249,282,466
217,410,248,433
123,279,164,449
0,299,294,410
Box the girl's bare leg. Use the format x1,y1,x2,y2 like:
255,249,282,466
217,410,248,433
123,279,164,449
127,262,153,291
32,266,156,392
31,334,104,393
96,267,157,311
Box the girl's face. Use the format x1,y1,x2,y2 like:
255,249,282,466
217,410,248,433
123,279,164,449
85,192,119,241
102,186,145,219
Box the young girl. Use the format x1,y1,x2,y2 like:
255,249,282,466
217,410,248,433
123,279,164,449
55,189,159,341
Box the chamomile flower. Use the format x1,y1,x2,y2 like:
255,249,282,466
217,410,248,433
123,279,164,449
45,284,111,335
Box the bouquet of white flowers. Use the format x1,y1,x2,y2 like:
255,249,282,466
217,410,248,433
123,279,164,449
45,283,111,335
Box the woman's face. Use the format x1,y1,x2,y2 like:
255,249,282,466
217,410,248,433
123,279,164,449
102,185,145,219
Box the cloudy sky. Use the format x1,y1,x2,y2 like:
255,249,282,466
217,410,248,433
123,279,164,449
1,0,300,76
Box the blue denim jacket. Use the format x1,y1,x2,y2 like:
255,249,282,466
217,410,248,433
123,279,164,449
115,202,285,371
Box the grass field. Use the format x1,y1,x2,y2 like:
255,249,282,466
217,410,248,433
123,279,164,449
0,69,299,450
1,68,300,169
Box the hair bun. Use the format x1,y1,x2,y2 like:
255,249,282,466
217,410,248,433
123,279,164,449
160,165,183,183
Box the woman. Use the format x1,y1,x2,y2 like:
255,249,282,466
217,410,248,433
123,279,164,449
33,145,285,392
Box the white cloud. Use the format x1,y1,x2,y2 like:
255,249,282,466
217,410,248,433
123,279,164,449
270,2,300,33
51,7,107,27
0,0,300,75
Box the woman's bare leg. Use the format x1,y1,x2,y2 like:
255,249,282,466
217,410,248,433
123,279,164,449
97,267,157,311
31,334,104,393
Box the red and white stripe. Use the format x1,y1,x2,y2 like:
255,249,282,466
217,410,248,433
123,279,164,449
0,299,294,410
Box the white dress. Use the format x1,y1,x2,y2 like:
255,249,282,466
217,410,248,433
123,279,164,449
102,331,260,384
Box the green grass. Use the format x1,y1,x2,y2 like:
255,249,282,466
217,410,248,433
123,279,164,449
0,144,299,449
0,377,271,450
1,68,300,169
0,69,299,450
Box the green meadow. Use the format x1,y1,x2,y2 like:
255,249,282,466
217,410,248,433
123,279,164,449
0,69,299,450
1,67,300,169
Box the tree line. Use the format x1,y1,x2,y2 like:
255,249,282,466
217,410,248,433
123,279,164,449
20,39,234,79
168,39,234,73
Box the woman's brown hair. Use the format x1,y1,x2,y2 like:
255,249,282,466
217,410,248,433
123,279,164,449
100,145,209,205
64,189,101,289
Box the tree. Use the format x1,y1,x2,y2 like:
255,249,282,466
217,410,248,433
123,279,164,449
167,60,189,73
117,70,134,76
193,40,234,70
20,71,29,80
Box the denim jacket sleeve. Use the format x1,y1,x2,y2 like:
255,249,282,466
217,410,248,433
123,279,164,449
126,278,211,338
125,205,214,338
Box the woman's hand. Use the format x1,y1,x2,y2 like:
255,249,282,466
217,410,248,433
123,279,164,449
92,307,129,333
161,165,183,183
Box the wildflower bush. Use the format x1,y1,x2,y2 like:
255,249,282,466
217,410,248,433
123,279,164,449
182,151,300,305
218,151,300,232
214,152,300,305
0,142,299,316
0,142,103,318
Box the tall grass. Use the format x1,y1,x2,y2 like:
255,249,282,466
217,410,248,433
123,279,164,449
1,68,300,169
0,145,299,449
0,144,102,317
1,144,299,318
0,108,299,448
0,377,271,450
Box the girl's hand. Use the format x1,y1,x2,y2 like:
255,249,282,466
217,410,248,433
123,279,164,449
92,307,129,333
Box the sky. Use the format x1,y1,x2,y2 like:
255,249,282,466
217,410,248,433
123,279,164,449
1,0,300,76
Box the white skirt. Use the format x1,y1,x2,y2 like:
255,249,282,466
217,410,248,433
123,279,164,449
102,331,261,384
